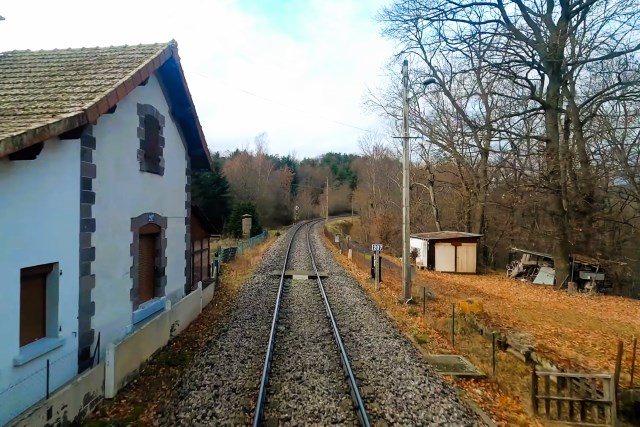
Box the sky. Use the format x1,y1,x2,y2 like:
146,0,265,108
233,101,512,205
0,0,396,158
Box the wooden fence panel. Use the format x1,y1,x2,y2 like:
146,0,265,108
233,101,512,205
532,369,617,426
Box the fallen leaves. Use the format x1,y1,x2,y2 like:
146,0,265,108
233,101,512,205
325,223,640,425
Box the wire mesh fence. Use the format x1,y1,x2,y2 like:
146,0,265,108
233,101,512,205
324,226,504,378
236,231,268,256
215,231,268,263
324,227,403,283
0,348,77,425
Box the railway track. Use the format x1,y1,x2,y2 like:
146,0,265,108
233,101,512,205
253,219,370,426
161,221,481,426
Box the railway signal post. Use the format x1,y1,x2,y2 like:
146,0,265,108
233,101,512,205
372,243,383,290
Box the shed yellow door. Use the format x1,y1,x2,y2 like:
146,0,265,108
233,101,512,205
456,243,477,273
434,243,456,272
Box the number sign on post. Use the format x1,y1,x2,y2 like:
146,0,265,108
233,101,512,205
371,244,383,290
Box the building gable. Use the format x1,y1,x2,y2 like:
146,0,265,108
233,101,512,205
0,42,211,171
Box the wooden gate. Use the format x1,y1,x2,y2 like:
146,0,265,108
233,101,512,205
531,369,617,426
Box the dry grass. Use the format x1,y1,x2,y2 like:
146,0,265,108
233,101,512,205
83,236,276,426
331,217,640,426
412,269,640,385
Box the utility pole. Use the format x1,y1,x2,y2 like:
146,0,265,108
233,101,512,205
401,59,412,302
326,176,329,223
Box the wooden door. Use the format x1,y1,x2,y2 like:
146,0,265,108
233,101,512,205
138,229,158,305
435,243,456,272
456,243,477,273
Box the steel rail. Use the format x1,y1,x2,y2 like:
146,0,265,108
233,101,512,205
252,221,306,427
305,220,371,427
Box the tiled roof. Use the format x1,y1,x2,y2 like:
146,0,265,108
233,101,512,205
0,42,211,169
411,231,483,240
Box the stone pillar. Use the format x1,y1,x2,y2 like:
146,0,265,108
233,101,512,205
241,214,252,238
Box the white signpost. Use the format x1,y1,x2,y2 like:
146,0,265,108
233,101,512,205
372,244,383,290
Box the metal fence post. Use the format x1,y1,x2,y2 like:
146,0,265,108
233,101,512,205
631,336,637,388
492,332,496,376
46,359,50,399
451,303,455,347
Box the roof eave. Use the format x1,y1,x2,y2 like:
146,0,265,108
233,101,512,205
0,113,87,158
156,51,212,171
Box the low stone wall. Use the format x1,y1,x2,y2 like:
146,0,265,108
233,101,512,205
202,282,215,307
170,284,203,337
105,302,172,398
9,363,104,427
105,282,213,399
461,312,561,371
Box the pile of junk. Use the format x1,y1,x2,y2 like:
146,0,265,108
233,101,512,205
506,247,624,293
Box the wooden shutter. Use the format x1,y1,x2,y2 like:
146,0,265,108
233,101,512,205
138,233,158,304
144,115,161,165
20,264,52,346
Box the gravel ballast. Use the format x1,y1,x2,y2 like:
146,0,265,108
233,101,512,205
309,223,482,426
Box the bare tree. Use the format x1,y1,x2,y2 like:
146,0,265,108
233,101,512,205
378,0,640,284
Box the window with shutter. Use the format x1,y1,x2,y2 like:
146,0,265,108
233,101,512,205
136,104,165,175
143,115,161,167
20,264,53,347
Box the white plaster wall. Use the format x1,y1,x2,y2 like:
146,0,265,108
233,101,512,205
202,282,215,307
410,237,427,264
92,74,188,359
0,138,80,423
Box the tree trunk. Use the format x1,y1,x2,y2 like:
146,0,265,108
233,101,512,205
545,79,572,286
472,144,490,235
426,179,442,231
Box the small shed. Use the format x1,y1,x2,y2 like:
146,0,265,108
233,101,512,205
410,231,482,274
190,205,217,289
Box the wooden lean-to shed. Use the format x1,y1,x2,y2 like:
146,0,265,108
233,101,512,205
410,231,482,274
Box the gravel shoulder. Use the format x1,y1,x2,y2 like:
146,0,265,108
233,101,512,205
160,232,292,426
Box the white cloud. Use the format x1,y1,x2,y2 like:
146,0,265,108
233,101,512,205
0,0,395,157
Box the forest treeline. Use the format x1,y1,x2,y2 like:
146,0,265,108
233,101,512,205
194,1,640,298
191,133,358,235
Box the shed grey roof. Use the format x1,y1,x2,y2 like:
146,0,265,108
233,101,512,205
510,247,553,259
410,231,483,241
